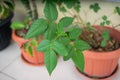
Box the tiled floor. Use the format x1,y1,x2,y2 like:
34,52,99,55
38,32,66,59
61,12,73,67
0,41,120,80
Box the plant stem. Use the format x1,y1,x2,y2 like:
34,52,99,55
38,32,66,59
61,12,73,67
21,0,33,22
93,12,114,25
113,24,120,28
31,0,38,20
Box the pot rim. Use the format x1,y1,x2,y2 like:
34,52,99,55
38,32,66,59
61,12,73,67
0,12,14,27
83,48,120,59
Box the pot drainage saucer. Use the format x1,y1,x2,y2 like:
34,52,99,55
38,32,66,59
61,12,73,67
75,65,119,80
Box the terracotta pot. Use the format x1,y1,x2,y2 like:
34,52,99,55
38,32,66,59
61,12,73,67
12,30,27,47
81,26,120,78
21,47,44,66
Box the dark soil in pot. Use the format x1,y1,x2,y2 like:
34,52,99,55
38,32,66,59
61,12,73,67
79,26,120,52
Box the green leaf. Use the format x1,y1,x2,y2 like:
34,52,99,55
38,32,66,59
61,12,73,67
100,22,105,27
28,46,33,56
74,4,81,13
63,44,75,61
101,30,110,40
106,20,110,25
44,2,58,21
115,6,120,15
69,28,82,40
23,42,29,50
37,40,50,52
30,39,37,46
52,40,68,56
63,0,75,9
102,15,107,21
58,37,70,46
101,40,107,47
58,17,73,28
10,22,25,30
101,30,110,47
75,40,90,51
86,22,94,31
72,51,84,72
45,50,57,75
25,18,48,39
90,3,100,13
59,6,67,12
44,22,57,40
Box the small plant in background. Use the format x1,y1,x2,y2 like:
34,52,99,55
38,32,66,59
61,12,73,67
11,18,29,37
11,0,39,37
0,0,15,21
25,0,120,76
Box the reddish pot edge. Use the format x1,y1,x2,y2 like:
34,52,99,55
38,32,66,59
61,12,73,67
12,30,28,47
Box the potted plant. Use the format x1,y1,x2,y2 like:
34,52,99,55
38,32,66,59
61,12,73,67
11,0,38,47
11,0,44,66
0,0,15,50
26,0,120,79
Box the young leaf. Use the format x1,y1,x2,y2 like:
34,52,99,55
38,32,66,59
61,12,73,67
63,0,75,9
106,20,110,25
75,40,90,51
37,40,50,52
100,22,105,27
28,46,33,56
90,3,100,13
59,6,67,12
74,4,81,13
30,39,37,46
102,15,107,21
69,28,82,40
101,30,110,47
101,40,107,47
44,2,58,21
44,22,57,40
25,18,48,39
86,22,94,31
101,30,110,41
58,17,73,28
23,42,29,50
52,40,68,56
115,6,120,16
11,22,25,30
45,50,57,75
72,51,84,72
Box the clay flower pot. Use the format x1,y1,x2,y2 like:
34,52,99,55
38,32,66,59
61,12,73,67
21,47,44,66
12,30,27,47
77,26,120,79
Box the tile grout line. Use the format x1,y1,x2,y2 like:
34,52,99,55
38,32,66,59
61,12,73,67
0,71,16,80
1,55,20,72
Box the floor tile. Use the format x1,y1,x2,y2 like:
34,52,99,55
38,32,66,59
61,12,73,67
0,73,15,80
2,57,83,80
0,41,20,71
